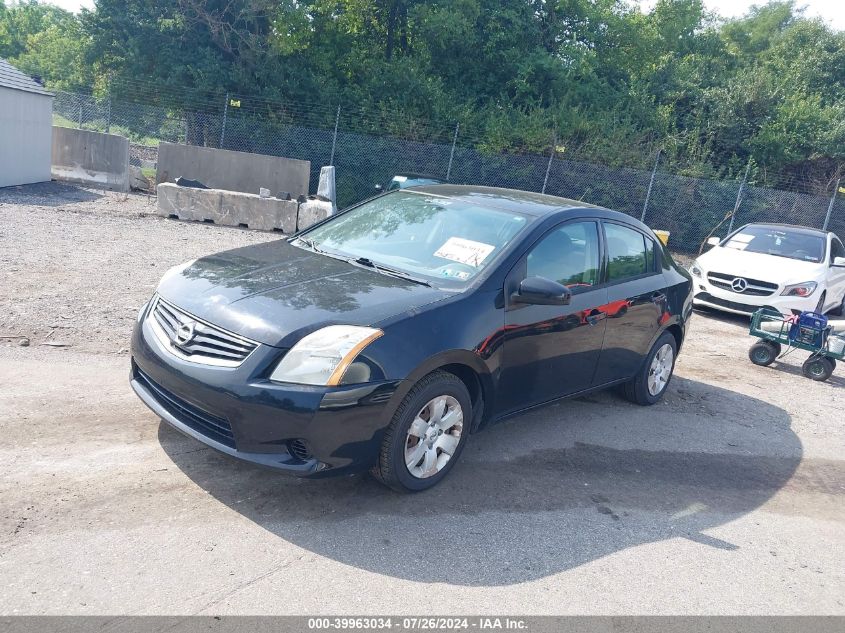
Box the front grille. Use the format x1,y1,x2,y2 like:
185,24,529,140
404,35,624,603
694,292,770,314
135,366,236,448
149,296,258,367
707,272,778,297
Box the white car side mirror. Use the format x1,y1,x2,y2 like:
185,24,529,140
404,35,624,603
706,236,721,247
833,256,845,267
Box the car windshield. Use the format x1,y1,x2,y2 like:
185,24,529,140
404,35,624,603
723,226,826,263
297,190,529,283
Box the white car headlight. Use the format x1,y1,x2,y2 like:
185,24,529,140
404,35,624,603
781,281,818,298
690,259,703,277
269,325,384,386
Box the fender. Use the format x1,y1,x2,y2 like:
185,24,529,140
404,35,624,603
379,349,496,434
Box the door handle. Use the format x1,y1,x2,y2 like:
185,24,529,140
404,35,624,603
586,310,606,325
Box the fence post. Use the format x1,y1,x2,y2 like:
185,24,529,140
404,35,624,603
219,92,229,148
106,95,111,134
541,134,556,194
446,123,460,181
640,148,662,222
77,96,83,129
823,178,841,231
329,105,341,166
727,162,752,235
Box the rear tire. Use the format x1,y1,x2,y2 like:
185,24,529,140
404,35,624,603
371,370,471,492
749,340,780,366
623,331,678,406
802,357,834,381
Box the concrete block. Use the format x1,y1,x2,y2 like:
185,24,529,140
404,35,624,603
157,183,298,233
157,143,310,197
297,199,333,231
157,183,221,222
316,166,337,213
51,127,129,192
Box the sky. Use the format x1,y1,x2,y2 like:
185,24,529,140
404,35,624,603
32,0,845,31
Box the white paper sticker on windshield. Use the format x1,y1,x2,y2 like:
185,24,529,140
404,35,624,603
392,175,408,183
731,233,754,243
434,237,495,268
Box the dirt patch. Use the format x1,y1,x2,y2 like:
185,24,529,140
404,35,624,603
0,182,275,354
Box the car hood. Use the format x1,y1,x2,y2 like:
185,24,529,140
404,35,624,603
698,246,823,284
156,240,451,347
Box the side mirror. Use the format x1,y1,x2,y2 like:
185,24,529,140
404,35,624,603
374,184,384,192
511,276,572,306
833,256,845,267
706,236,721,247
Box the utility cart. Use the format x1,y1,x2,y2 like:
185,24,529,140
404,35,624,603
748,308,845,381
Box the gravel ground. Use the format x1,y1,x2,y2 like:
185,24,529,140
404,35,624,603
0,182,843,615
0,182,274,354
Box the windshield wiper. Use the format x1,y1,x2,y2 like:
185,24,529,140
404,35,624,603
294,236,324,253
352,257,432,287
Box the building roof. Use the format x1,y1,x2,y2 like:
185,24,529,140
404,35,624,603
0,58,54,97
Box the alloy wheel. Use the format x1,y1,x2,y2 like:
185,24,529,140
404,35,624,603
404,395,464,479
647,343,674,396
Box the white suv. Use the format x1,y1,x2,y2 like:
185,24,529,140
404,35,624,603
690,223,845,316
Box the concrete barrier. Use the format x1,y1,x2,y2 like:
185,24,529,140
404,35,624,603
156,143,310,197
157,183,333,233
51,127,129,191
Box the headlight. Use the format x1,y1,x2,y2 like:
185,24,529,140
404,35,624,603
690,260,703,277
781,281,818,297
269,325,384,386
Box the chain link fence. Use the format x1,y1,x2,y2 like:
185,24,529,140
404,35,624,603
52,89,844,253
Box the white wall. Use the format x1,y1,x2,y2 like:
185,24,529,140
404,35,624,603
0,87,53,188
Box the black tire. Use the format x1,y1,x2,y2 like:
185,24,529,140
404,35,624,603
749,340,780,366
833,294,845,317
802,357,834,382
371,370,471,492
623,331,678,406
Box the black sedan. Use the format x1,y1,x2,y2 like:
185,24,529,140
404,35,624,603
130,186,693,492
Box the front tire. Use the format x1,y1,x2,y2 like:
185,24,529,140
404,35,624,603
371,370,471,492
749,340,781,366
623,331,678,405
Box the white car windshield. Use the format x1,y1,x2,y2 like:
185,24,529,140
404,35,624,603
723,226,826,263
296,190,529,283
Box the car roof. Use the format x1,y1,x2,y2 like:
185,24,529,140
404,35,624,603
741,223,830,237
393,172,443,181
410,184,605,217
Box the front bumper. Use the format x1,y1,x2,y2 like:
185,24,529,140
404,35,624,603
130,307,401,477
691,276,818,316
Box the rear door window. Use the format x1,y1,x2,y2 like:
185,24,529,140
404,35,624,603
604,223,650,282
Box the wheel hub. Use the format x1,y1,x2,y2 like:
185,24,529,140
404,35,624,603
647,343,674,396
404,395,464,479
